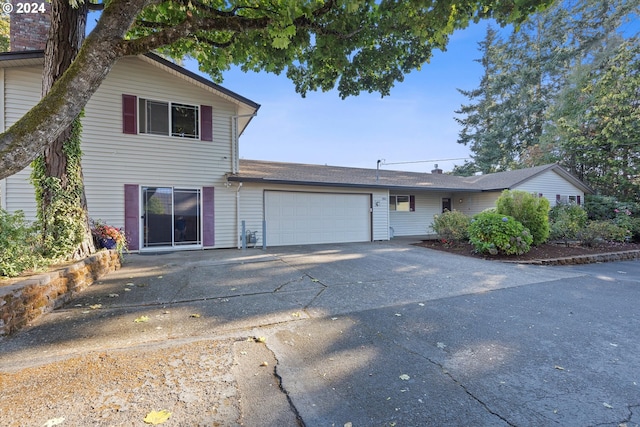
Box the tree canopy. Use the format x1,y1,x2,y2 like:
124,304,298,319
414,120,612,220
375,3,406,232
454,0,640,199
0,0,552,180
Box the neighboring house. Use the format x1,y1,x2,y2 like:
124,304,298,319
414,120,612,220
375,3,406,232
0,14,592,251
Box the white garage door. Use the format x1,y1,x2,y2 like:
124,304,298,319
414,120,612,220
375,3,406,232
265,191,371,246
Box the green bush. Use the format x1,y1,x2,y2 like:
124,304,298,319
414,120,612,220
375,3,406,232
548,203,588,242
430,210,470,244
624,217,640,243
468,212,533,256
495,190,550,245
584,194,619,220
0,209,46,277
578,220,628,247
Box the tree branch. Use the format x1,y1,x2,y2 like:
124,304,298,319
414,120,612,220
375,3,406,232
0,0,157,179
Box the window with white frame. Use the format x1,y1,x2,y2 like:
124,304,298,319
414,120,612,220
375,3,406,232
138,98,199,138
390,195,411,211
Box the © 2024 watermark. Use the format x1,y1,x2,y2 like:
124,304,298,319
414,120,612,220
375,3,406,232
2,1,47,14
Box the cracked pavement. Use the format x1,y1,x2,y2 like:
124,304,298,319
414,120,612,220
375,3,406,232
1,240,639,426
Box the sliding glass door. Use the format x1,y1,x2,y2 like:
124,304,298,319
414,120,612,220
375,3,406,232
142,187,201,248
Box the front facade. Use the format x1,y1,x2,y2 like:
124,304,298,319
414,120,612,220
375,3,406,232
0,52,259,251
0,55,592,251
228,160,593,247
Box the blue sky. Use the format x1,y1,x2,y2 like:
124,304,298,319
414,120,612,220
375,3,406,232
217,24,489,173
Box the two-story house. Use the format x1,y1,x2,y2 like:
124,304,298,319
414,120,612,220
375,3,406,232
1,12,592,251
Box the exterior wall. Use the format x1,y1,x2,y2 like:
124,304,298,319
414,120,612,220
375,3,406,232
2,57,242,249
514,170,585,207
454,191,501,217
389,191,451,236
3,65,41,220
238,183,389,247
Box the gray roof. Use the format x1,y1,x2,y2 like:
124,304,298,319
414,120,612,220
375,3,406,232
231,159,593,193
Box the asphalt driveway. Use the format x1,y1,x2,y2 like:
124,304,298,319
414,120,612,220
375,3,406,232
1,240,639,426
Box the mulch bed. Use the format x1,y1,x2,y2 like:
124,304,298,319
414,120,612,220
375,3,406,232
415,240,640,262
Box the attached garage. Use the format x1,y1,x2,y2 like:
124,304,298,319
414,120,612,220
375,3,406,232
264,191,371,246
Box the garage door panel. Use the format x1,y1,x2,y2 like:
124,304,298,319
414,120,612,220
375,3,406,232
265,191,370,246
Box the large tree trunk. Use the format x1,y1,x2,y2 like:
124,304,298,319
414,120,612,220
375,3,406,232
37,0,94,259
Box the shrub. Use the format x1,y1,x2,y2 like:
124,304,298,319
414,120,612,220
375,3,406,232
430,210,470,244
624,217,640,243
0,209,46,277
495,190,550,245
584,194,618,220
548,203,588,243
578,220,628,247
468,212,533,255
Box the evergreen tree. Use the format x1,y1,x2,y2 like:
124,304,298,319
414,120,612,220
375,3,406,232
455,0,639,183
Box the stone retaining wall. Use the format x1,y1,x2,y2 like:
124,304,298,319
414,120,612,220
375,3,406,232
512,250,640,266
0,250,121,337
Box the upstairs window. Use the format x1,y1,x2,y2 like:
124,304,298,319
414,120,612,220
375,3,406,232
138,98,199,139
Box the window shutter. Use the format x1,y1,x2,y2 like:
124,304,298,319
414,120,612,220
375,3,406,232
556,194,561,203
577,195,581,206
202,186,215,246
409,195,415,212
200,105,213,141
124,184,139,250
122,94,137,134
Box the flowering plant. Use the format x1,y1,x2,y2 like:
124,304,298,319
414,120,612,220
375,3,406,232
90,219,127,255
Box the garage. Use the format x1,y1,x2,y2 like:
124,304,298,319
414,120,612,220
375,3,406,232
264,191,371,246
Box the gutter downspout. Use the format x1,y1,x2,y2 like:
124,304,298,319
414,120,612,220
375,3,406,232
236,182,243,249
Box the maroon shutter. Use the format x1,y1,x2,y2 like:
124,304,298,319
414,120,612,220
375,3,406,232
201,105,213,141
556,194,561,203
124,184,139,250
577,195,581,206
202,187,215,246
409,195,415,212
122,94,137,134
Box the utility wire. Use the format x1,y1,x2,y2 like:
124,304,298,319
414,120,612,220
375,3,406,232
381,157,471,166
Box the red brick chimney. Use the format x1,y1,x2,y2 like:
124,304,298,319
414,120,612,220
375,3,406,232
9,2,51,51
431,164,443,174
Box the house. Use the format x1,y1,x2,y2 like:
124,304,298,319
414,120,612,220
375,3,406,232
0,13,593,251
228,160,592,246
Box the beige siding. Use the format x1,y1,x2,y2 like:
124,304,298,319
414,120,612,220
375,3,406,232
3,57,243,248
514,170,585,206
389,192,449,236
372,191,389,241
454,192,500,217
239,183,388,247
81,57,239,248
3,66,42,220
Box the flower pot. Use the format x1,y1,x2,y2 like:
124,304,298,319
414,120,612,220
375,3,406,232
99,237,117,250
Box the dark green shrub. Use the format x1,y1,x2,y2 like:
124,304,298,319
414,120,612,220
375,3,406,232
0,209,46,277
584,194,618,220
624,217,640,243
430,210,470,244
496,190,550,245
578,220,628,247
549,203,588,243
468,212,533,255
